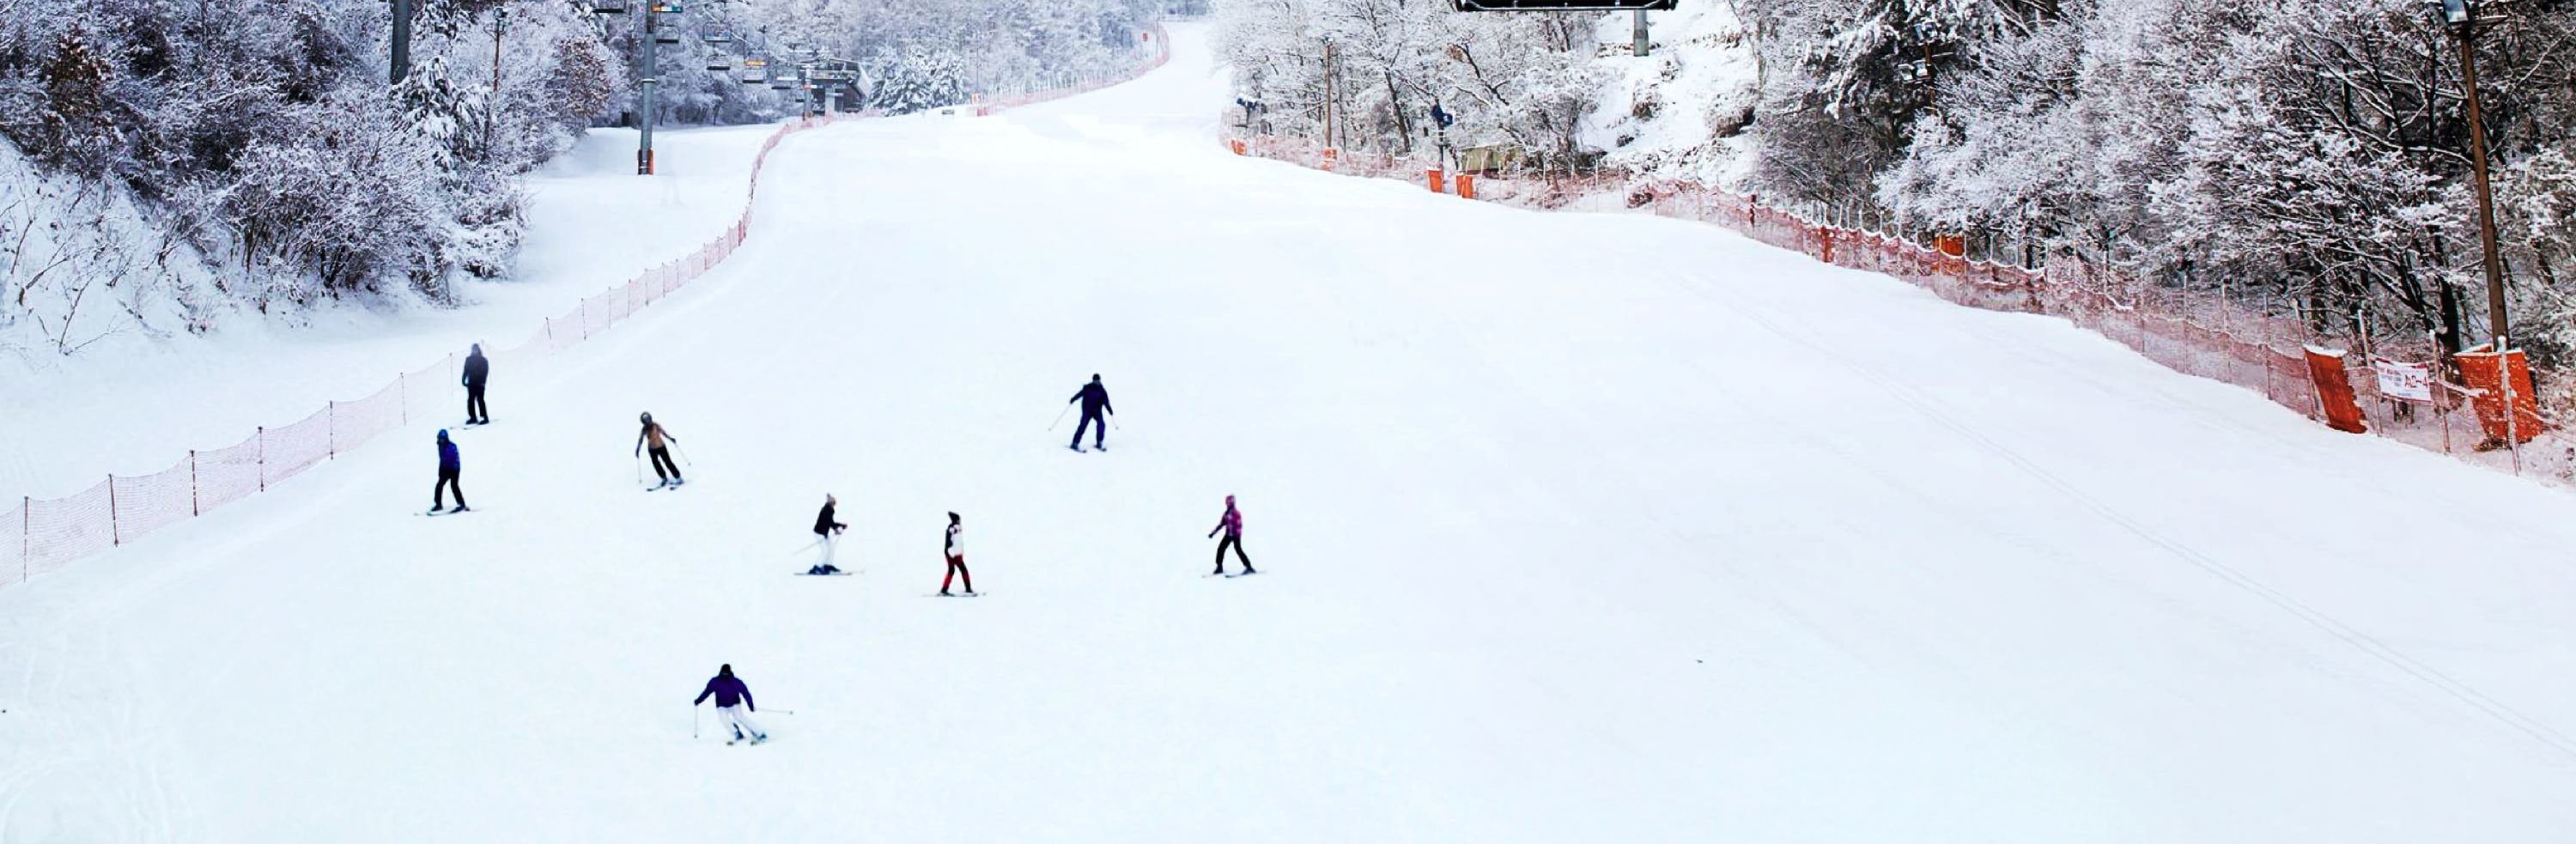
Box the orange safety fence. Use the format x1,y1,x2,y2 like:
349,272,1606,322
3,27,1180,593
1225,131,2575,483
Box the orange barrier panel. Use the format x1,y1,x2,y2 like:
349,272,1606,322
1229,138,1247,155
1935,234,1965,258
2457,345,2544,444
2303,347,2367,434
1427,168,1445,193
1456,174,1475,199
1321,148,1339,172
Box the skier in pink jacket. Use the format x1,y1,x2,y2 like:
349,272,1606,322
1207,495,1254,575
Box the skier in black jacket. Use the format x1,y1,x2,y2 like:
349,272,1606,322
809,495,848,574
461,343,491,424
1067,374,1113,452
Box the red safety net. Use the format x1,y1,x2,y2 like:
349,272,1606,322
197,435,264,514
1226,135,2576,483
26,478,112,577
4,498,24,587
112,457,197,545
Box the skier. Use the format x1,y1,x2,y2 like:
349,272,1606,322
431,429,469,513
692,664,768,745
940,512,974,596
635,412,683,488
809,495,848,575
1207,495,1252,575
461,343,491,425
1066,373,1114,452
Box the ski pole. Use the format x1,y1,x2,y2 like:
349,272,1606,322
674,443,692,466
693,703,700,739
1048,404,1072,431
635,452,645,485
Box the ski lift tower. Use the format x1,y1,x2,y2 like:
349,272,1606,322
798,58,860,117
1450,0,1674,57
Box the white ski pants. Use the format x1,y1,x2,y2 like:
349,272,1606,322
718,705,765,740
817,534,837,568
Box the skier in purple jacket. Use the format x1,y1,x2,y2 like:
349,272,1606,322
1207,495,1253,575
430,429,468,513
693,664,767,744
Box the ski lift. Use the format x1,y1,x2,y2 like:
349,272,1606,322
744,58,769,69
655,33,681,45
704,33,734,45
706,59,732,71
592,3,629,13
741,74,766,84
769,81,793,90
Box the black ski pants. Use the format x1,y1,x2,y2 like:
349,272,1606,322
434,468,466,509
1213,535,1249,573
647,446,681,481
1071,411,1106,449
943,556,975,593
465,384,489,423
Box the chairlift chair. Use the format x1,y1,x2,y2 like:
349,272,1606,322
655,33,680,45
704,34,734,45
706,60,731,71
592,3,629,13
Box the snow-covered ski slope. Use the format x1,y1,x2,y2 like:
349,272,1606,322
8,23,2576,843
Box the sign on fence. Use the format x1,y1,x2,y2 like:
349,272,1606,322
2374,359,2434,403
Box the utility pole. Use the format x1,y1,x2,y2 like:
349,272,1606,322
488,5,507,158
390,0,414,83
639,3,661,175
2450,13,2510,345
1321,39,1335,150
1632,9,1649,57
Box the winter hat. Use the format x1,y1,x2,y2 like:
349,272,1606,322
1091,373,1101,382
640,411,653,423
1225,495,1235,507
948,512,960,523
718,664,732,677
437,429,450,441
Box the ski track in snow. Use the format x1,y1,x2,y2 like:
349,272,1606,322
5,22,2576,843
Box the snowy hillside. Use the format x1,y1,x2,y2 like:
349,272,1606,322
1580,4,1759,185
7,22,2576,843
0,124,778,504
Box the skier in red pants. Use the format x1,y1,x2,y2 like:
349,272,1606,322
941,512,975,596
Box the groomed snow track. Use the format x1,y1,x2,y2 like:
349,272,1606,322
4,23,2575,843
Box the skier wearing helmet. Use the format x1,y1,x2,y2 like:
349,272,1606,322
635,412,683,489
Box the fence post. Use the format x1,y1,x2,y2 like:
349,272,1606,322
399,373,408,425
191,450,201,516
107,473,119,546
329,401,337,458
257,427,266,492
21,496,30,584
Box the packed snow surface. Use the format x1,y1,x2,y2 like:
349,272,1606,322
7,23,2576,843
0,123,778,501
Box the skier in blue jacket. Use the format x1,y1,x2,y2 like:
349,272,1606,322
1067,373,1114,452
431,429,468,513
693,664,767,744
